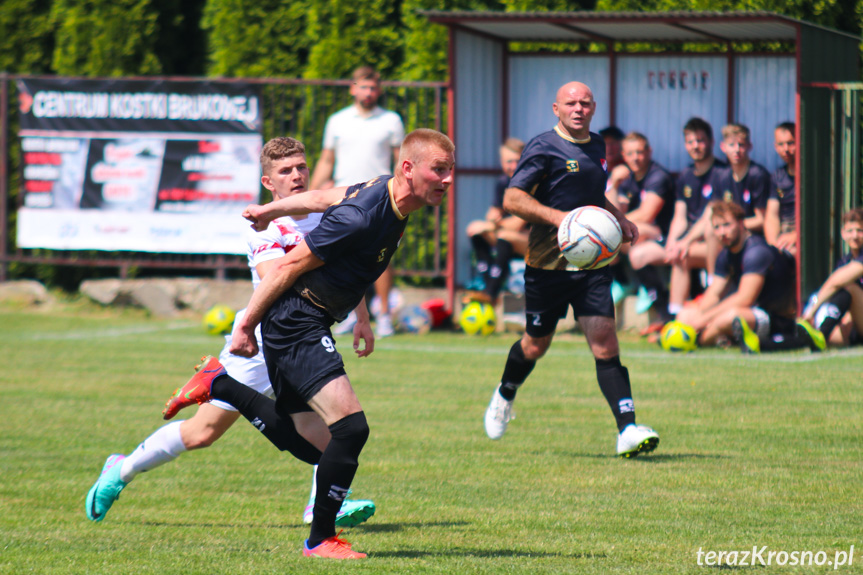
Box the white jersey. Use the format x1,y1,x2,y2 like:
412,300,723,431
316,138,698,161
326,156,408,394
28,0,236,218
213,211,322,412
246,213,322,289
322,105,405,186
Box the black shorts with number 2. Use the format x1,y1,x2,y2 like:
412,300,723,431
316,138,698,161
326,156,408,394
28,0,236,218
524,265,614,338
261,289,347,414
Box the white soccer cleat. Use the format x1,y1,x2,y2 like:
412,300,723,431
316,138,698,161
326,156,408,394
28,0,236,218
376,314,395,338
484,385,515,440
616,424,660,458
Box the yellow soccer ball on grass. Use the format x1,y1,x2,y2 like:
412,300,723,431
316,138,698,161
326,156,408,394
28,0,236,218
203,305,236,336
460,301,496,336
659,320,697,353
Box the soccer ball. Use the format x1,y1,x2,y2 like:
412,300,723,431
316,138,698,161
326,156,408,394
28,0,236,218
203,304,236,335
557,206,623,269
660,321,698,353
460,301,496,336
395,305,432,334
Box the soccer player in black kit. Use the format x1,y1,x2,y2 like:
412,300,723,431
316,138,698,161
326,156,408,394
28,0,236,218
164,129,455,559
482,81,659,458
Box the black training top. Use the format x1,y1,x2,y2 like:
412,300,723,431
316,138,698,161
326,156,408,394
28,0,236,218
769,165,796,229
675,159,727,225
716,162,771,219
714,234,796,318
509,126,608,270
296,176,407,321
617,161,676,237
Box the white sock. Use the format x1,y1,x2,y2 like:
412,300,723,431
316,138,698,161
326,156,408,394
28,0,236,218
668,303,682,316
307,465,318,507
120,421,187,482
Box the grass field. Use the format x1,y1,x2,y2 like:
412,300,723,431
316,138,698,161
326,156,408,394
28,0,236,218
3,302,863,574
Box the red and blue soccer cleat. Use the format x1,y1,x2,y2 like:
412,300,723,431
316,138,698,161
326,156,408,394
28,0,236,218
162,355,226,420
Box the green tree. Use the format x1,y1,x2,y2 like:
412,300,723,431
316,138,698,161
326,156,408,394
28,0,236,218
0,0,56,73
202,0,311,77
302,0,403,80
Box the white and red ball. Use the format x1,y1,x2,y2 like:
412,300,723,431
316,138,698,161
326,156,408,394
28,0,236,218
557,206,623,270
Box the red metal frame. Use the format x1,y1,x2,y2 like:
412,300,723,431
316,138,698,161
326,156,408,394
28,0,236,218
794,23,803,312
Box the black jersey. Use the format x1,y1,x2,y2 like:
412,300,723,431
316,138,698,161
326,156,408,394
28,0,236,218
714,234,796,318
834,250,863,290
716,161,770,218
770,165,796,229
296,176,407,321
617,161,676,237
675,159,726,224
509,126,607,270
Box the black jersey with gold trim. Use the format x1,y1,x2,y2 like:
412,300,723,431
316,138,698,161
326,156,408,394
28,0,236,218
508,126,607,270
296,176,406,321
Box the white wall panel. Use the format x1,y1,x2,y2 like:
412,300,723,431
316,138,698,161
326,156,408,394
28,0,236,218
616,56,728,172
454,30,504,169
735,56,795,172
508,56,610,143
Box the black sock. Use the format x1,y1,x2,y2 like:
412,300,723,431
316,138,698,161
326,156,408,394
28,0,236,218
211,375,321,464
759,327,811,352
470,235,492,277
595,356,636,432
816,289,851,337
308,412,370,548
486,238,514,299
635,265,672,322
499,340,536,400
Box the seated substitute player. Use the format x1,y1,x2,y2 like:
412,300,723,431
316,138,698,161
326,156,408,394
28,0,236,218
85,137,376,527
676,201,823,353
481,81,659,458
664,117,726,318
464,137,528,304
599,125,625,173
801,208,863,348
162,129,456,560
607,131,676,330
716,123,770,234
765,122,797,255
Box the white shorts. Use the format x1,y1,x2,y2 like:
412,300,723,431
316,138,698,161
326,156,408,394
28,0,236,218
210,308,274,412
751,307,771,340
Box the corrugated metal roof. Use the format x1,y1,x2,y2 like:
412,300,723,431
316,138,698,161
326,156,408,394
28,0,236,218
421,11,858,43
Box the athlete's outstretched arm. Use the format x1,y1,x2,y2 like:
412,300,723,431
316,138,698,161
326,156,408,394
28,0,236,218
503,187,567,227
229,241,324,357
243,187,348,231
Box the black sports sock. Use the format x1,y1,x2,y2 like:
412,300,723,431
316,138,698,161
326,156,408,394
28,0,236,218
816,289,851,337
308,412,370,547
470,235,492,276
499,340,536,400
758,329,811,352
211,375,321,464
486,238,514,299
595,356,636,432
635,265,672,322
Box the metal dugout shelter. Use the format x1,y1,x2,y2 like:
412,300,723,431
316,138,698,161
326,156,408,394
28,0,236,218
423,10,860,308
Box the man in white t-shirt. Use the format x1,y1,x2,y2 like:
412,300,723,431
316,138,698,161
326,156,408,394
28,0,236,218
85,138,376,528
310,66,405,337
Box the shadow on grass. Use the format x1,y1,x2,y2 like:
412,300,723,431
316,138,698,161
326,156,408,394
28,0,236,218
370,549,607,559
140,520,470,532
568,452,726,461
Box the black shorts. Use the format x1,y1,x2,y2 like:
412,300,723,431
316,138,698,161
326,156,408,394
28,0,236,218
261,290,347,414
524,266,614,338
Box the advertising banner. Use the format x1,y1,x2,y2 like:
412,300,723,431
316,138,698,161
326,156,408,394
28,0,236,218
16,78,263,254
